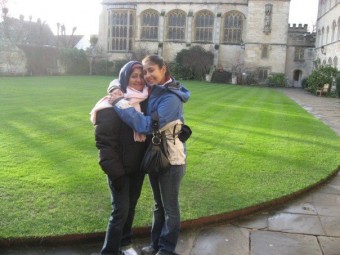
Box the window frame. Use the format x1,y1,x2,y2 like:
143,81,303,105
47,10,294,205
294,47,305,62
140,9,159,41
258,67,271,80
261,44,269,59
107,10,134,52
222,11,244,44
166,9,186,42
194,10,214,43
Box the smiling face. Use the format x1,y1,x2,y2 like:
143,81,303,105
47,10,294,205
142,60,167,86
128,67,145,91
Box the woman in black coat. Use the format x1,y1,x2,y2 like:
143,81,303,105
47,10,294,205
91,61,148,255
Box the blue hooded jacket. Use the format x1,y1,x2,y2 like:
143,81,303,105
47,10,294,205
114,77,190,134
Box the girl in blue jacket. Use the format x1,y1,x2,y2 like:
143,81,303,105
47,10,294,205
113,55,190,255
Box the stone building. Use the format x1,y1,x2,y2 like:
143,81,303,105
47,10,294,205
286,24,316,87
0,15,86,76
98,0,316,86
0,17,55,75
315,0,340,69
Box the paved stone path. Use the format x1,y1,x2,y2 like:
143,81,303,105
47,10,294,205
2,88,340,255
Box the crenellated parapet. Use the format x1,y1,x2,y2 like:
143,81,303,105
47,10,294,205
288,23,309,33
288,23,315,47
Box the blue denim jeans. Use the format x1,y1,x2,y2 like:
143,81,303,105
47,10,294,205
148,164,185,254
101,172,145,255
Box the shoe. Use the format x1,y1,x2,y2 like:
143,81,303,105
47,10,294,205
141,245,158,255
123,247,138,255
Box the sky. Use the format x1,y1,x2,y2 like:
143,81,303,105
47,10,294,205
4,0,319,36
4,0,102,35
289,0,319,32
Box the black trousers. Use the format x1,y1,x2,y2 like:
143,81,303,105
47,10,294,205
101,172,145,255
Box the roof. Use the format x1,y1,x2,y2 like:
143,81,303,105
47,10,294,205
1,17,56,46
0,17,84,48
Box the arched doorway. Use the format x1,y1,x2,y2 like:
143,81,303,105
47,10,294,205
293,69,302,87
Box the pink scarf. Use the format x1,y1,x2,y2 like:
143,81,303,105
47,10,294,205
89,96,111,124
124,86,149,142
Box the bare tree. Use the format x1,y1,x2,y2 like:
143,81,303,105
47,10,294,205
88,35,98,75
1,0,8,19
56,24,77,48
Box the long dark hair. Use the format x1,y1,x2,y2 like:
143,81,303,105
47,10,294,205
142,55,171,79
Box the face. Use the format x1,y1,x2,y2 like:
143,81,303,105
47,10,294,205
142,61,166,86
109,89,123,97
128,68,145,91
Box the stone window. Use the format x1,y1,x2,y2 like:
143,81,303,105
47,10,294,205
331,20,336,42
223,11,243,44
108,10,134,52
322,27,325,45
167,10,186,41
328,57,333,66
317,29,321,47
337,17,340,40
294,47,305,62
261,44,269,59
141,9,159,40
194,10,214,42
333,56,338,70
263,4,273,34
258,68,270,80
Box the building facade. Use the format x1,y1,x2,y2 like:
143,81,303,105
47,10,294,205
315,0,340,69
98,0,316,86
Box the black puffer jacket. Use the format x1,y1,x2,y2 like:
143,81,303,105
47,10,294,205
94,103,147,181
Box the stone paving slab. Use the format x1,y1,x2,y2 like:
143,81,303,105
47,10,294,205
250,230,323,255
232,212,269,229
315,205,340,217
176,229,199,255
319,216,340,237
268,213,325,235
312,192,340,206
276,196,318,215
318,184,340,195
189,225,249,255
329,173,340,185
317,236,340,255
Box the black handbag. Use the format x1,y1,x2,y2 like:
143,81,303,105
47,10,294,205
140,112,170,175
178,124,192,142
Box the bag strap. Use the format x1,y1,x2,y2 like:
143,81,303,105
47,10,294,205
151,112,166,147
151,111,159,132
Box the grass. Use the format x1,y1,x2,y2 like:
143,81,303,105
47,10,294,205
0,76,339,238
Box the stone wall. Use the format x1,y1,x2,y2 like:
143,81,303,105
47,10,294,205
0,46,27,75
315,0,340,69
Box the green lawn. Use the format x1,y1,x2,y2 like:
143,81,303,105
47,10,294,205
0,76,339,238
